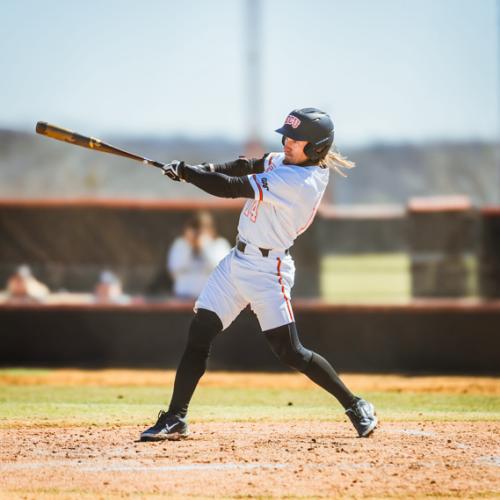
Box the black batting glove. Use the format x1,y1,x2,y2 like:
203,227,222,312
161,161,212,182
161,160,186,182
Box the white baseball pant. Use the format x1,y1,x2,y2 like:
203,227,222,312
194,244,295,332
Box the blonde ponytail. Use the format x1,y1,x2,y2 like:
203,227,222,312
318,147,355,177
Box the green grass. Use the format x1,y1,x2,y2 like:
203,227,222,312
0,368,54,376
321,253,411,302
320,253,479,302
1,385,498,427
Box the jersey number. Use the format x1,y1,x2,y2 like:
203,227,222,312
244,200,260,222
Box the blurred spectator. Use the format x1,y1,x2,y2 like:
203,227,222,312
168,211,231,298
94,270,130,304
5,265,50,302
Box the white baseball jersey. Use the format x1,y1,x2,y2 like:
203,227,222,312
237,152,330,250
195,152,330,332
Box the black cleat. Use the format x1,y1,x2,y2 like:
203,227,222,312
140,410,189,441
345,397,378,437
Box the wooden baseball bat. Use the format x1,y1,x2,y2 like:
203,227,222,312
35,121,165,169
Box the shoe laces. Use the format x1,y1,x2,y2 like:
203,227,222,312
350,399,368,419
155,410,171,426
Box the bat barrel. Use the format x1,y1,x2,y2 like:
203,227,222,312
35,120,165,169
36,121,48,134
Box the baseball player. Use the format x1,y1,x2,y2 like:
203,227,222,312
141,108,378,441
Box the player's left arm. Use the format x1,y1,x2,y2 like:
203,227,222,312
207,155,267,176
162,161,255,199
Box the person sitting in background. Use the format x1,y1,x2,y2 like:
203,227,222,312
168,211,231,299
94,270,130,304
5,265,50,303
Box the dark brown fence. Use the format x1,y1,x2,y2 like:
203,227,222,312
407,196,478,298
479,207,500,298
1,301,498,373
2,198,500,372
0,199,407,298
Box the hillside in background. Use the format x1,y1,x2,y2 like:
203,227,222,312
335,141,499,206
0,129,498,205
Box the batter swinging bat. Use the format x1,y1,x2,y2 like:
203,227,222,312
35,121,165,169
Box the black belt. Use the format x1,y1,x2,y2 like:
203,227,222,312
236,240,289,258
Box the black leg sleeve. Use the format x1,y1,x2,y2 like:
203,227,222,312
264,322,356,409
168,308,223,418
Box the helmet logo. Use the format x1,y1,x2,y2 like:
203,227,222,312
285,115,301,129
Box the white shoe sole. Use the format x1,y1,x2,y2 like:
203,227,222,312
140,431,189,442
360,415,378,437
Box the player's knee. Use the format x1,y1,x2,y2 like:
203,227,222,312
264,323,313,372
279,344,313,372
186,308,223,352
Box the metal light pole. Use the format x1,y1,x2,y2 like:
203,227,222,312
497,0,500,204
245,0,264,158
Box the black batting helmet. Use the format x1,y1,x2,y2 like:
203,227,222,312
275,107,334,162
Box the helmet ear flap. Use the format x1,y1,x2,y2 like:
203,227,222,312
303,142,319,162
281,136,327,162
303,134,334,162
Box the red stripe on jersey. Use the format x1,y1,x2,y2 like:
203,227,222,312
252,174,263,201
276,257,294,322
297,195,322,236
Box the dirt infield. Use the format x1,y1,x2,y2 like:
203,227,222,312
1,371,499,497
1,421,499,499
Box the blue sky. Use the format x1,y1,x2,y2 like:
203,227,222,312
0,0,497,146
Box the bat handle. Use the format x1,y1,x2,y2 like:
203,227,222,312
143,159,165,169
